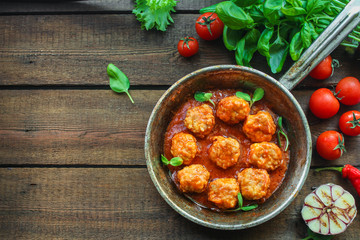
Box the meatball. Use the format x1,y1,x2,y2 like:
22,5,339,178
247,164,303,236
171,132,197,165
208,178,240,209
209,136,240,169
177,164,210,193
238,168,270,200
243,111,276,142
216,96,250,124
249,142,283,171
184,104,215,138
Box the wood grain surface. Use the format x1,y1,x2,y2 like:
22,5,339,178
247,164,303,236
1,1,360,239
0,14,359,86
0,89,358,166
0,168,359,240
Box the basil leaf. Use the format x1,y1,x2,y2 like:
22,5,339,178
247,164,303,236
281,6,306,16
253,88,264,102
216,1,254,30
223,26,244,51
170,157,183,167
161,154,170,165
235,38,246,65
194,91,215,107
236,91,251,101
290,32,304,61
258,27,274,57
241,204,258,211
237,193,244,208
246,4,265,22
301,22,312,48
232,0,259,8
308,22,319,40
199,3,218,14
263,0,284,25
267,35,289,74
242,28,261,66
286,0,303,7
306,0,331,16
107,63,134,104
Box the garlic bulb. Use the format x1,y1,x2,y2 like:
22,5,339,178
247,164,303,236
301,183,357,235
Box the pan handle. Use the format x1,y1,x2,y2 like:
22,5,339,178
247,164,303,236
279,0,360,91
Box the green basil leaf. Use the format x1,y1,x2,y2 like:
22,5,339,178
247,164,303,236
216,1,254,30
267,35,289,73
306,228,334,240
161,154,170,165
169,157,183,167
241,204,258,211
281,6,306,16
252,88,265,102
235,38,246,65
107,63,134,103
236,91,251,101
232,0,260,8
242,28,261,66
258,27,274,57
246,4,265,22
301,22,312,48
237,192,244,208
289,32,304,61
285,0,303,7
199,3,218,14
306,0,331,16
308,22,319,40
223,26,244,51
263,0,284,25
194,91,210,102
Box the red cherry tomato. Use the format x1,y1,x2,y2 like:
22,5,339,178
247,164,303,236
335,77,360,106
309,55,333,80
309,88,339,119
195,12,224,41
177,37,199,57
339,110,360,136
316,131,345,160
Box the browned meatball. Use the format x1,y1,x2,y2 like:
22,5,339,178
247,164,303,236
177,164,210,193
209,136,240,169
243,111,276,142
208,178,240,209
249,142,283,171
238,168,270,200
216,96,250,124
184,104,215,138
171,132,197,165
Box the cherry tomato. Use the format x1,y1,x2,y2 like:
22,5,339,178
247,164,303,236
177,37,199,57
309,55,333,80
316,131,345,160
339,110,360,136
335,77,360,106
195,12,224,41
309,88,339,119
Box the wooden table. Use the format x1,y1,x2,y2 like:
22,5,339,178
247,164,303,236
0,1,359,239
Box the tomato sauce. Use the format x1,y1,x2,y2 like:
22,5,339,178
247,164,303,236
163,89,290,211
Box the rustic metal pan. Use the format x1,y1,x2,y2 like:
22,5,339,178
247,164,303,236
144,0,360,230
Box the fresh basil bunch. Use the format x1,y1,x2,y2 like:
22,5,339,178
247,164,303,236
201,0,360,73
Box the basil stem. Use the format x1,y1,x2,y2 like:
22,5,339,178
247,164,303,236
226,193,258,212
194,91,215,107
107,63,134,104
277,117,289,151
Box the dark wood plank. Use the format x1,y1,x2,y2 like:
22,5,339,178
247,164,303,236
0,168,359,239
0,0,221,13
0,89,359,166
0,14,358,86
